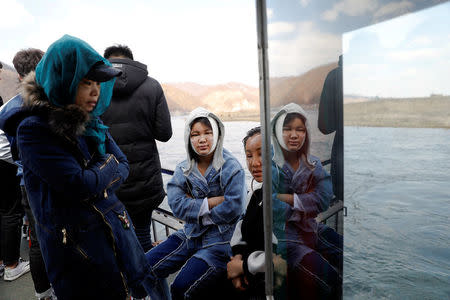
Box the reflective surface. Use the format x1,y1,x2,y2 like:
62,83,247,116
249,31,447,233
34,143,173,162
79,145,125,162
342,2,450,299
265,0,449,299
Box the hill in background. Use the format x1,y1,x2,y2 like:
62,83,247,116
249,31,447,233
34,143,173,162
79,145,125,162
1,58,337,113
162,61,338,115
344,96,450,128
270,62,338,107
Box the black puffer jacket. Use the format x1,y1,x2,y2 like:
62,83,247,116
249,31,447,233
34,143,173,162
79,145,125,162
102,58,172,215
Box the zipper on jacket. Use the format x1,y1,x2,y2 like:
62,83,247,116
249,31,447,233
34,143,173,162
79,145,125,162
61,227,90,260
103,177,120,199
62,228,67,244
99,154,114,170
90,204,128,295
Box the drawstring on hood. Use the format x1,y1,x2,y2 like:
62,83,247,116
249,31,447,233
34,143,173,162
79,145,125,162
183,107,225,175
271,103,315,169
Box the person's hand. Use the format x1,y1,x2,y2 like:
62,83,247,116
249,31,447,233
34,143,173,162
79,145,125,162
231,276,248,291
277,194,294,206
152,240,164,247
208,196,225,209
273,254,287,288
227,255,244,279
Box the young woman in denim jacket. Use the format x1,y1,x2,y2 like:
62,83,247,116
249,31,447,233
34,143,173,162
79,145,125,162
271,103,343,299
145,107,246,300
0,35,156,300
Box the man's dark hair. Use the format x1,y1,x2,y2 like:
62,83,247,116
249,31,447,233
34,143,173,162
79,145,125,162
13,48,44,77
104,45,134,60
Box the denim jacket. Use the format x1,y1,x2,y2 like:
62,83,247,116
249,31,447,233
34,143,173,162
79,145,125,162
270,103,333,258
168,148,246,247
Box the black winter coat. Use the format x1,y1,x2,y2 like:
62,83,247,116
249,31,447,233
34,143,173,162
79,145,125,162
102,58,172,216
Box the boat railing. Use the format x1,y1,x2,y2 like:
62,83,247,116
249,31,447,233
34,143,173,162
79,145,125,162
152,165,346,241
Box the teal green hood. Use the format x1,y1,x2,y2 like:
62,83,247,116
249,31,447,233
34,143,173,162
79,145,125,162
35,34,114,117
35,35,115,154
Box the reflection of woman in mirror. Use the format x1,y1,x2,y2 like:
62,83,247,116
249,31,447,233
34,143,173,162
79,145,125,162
271,103,343,299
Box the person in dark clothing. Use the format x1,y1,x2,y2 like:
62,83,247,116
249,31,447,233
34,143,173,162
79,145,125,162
1,48,56,299
318,55,343,201
0,108,24,282
0,35,157,300
102,45,172,252
0,56,31,284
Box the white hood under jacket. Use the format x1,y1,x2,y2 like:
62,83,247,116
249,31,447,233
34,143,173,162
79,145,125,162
183,107,225,175
271,102,314,169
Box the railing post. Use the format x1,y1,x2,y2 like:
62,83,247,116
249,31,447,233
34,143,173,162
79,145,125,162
256,0,274,298
152,219,157,242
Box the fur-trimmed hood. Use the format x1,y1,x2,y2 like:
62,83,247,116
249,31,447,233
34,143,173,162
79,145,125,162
2,72,89,141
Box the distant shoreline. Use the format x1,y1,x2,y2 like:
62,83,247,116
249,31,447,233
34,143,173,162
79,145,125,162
171,97,450,128
344,97,450,129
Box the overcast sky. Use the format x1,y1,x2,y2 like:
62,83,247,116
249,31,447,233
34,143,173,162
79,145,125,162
0,0,259,86
343,2,450,97
1,0,448,97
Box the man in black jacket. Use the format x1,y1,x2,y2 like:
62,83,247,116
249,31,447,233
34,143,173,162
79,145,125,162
102,45,172,252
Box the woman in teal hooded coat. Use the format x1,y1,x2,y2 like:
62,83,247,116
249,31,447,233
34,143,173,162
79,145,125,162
1,35,155,300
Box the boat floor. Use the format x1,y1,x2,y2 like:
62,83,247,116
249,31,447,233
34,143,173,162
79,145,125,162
0,236,179,300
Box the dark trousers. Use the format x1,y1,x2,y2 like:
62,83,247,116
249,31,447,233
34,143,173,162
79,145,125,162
130,208,154,252
21,186,51,294
125,208,155,298
0,160,23,265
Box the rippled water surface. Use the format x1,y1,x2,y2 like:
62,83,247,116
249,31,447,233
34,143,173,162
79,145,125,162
343,126,450,300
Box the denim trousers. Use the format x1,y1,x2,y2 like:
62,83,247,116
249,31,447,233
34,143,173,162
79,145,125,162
317,223,343,273
145,234,232,300
282,224,343,300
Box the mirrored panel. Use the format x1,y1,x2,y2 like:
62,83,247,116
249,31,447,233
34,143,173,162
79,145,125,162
265,0,448,299
343,2,450,299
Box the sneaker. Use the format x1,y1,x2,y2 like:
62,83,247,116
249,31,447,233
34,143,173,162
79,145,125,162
37,286,58,300
0,263,4,277
4,258,30,281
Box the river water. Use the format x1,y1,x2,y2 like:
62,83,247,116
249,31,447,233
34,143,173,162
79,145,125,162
156,116,450,299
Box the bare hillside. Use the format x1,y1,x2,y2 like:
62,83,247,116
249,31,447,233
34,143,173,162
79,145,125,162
1,60,339,116
270,62,338,107
344,96,450,128
162,62,338,114
163,81,258,113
